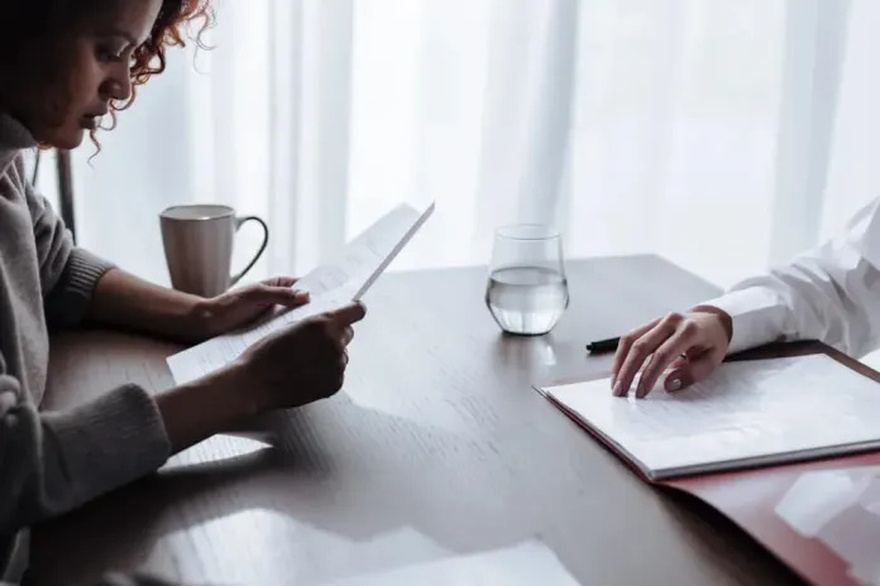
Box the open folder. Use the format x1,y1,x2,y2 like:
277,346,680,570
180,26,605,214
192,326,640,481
540,351,880,481
167,201,435,385
538,342,880,586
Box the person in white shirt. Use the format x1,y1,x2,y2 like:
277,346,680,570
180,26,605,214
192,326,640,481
610,197,880,399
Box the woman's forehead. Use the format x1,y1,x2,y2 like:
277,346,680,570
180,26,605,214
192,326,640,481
81,0,164,44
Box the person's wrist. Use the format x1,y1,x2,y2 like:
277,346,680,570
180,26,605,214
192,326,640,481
691,304,733,343
187,296,218,340
219,359,263,419
156,361,256,453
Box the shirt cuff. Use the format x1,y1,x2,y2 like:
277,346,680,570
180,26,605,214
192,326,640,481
41,384,171,507
45,248,115,327
701,286,788,355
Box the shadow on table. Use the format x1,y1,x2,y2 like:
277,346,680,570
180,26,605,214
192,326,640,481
29,391,797,586
29,401,550,584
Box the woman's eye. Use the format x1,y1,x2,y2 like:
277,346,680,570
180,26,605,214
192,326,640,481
97,46,126,63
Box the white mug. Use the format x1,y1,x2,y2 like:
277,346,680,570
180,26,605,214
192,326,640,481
159,204,269,297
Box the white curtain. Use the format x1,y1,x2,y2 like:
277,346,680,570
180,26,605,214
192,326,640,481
39,0,879,291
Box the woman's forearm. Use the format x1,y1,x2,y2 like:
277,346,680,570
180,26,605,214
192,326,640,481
86,268,210,342
156,361,256,454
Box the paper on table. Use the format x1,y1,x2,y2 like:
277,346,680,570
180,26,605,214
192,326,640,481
166,202,434,385
544,354,880,479
313,540,581,586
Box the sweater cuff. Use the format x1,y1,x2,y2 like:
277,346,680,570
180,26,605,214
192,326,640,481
41,385,170,505
45,248,115,327
65,247,114,296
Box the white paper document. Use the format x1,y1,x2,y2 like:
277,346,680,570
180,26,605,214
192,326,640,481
314,540,581,586
543,354,880,479
167,202,434,385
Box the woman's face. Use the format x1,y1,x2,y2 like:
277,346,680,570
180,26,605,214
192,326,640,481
2,0,163,149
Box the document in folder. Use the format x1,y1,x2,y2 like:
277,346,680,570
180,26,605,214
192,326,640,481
540,353,880,480
167,201,434,385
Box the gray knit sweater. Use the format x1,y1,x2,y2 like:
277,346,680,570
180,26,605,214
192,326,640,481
0,114,171,581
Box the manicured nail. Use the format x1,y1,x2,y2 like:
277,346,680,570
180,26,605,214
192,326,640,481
666,378,682,392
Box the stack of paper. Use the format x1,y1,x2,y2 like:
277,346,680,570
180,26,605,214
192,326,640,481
167,202,434,385
542,354,880,480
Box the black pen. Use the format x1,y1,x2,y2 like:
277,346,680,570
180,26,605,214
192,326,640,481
586,336,620,354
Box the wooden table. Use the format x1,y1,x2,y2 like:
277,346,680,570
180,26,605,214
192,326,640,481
28,256,803,585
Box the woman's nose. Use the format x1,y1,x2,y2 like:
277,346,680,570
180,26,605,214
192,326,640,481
102,69,133,102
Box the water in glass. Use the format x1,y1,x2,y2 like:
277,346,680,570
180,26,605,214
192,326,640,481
485,224,569,335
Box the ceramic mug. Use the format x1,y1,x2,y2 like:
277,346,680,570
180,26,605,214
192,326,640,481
159,204,269,297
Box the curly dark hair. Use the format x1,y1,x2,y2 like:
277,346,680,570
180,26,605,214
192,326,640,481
121,1,214,111
0,0,214,145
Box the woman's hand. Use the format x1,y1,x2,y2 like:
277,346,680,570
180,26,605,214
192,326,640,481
194,276,310,339
610,306,733,398
156,302,367,454
237,302,367,411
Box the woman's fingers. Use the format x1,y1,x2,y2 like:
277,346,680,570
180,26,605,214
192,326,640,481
610,317,660,388
262,276,299,288
611,310,732,398
664,347,723,392
635,320,699,398
246,284,309,308
611,313,684,396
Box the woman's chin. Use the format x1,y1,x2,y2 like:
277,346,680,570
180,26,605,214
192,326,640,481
45,128,86,150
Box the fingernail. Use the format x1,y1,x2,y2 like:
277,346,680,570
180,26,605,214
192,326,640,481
294,290,309,300
612,381,624,396
666,378,682,392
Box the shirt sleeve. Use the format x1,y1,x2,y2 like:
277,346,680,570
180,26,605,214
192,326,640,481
17,156,114,327
703,196,880,357
0,352,170,535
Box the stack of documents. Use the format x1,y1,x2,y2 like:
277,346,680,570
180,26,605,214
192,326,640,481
167,202,434,385
541,354,880,480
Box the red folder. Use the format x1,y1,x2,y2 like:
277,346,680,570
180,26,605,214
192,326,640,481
542,341,880,586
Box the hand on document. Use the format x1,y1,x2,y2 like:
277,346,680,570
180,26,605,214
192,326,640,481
193,276,311,340
610,307,733,399
237,302,366,410
166,202,434,386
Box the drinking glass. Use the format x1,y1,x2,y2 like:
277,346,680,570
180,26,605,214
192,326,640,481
485,224,569,335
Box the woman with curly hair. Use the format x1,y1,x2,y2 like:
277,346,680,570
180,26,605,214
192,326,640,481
0,1,365,580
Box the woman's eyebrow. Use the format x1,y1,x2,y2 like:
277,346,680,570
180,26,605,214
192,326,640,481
97,28,144,47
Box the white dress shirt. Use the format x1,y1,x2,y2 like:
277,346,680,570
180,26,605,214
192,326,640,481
702,196,880,358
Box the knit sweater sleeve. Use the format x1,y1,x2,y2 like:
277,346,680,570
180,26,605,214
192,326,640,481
18,157,114,327
0,351,171,533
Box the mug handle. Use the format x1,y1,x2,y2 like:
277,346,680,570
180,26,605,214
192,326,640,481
230,215,270,286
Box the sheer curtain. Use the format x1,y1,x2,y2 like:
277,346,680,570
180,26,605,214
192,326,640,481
46,0,873,292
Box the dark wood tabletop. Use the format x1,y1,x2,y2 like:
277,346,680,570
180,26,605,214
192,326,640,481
28,255,803,585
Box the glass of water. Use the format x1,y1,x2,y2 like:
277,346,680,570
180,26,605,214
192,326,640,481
485,224,569,336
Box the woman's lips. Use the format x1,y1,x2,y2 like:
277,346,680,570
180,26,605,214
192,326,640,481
80,112,107,130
